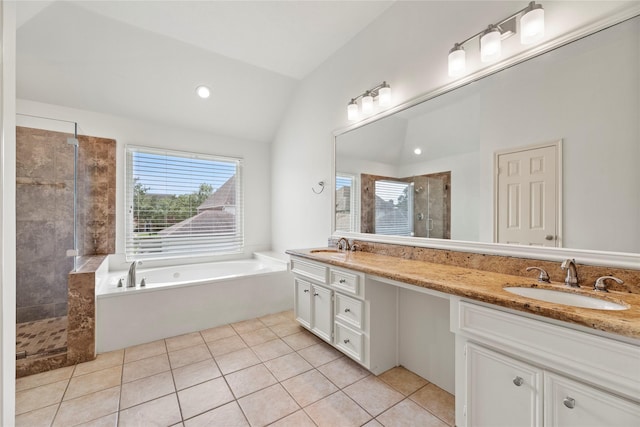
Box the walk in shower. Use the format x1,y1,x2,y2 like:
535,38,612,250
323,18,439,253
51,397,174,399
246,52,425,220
15,117,79,360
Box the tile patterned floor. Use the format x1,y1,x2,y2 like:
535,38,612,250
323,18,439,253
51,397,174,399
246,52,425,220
15,311,455,427
16,316,67,358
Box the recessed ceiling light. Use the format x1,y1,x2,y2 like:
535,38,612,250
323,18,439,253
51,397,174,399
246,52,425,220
196,85,211,99
414,148,422,155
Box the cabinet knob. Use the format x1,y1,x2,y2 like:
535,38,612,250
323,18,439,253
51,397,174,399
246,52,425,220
303,289,309,293
313,293,319,296
512,376,524,387
344,308,351,313
563,397,576,409
339,278,346,284
343,339,350,344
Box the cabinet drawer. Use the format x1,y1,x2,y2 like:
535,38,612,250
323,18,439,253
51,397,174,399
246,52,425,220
291,258,327,284
544,372,640,426
330,268,361,296
335,322,364,362
335,293,364,330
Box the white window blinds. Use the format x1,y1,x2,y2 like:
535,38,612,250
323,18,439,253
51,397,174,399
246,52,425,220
125,146,243,261
335,173,359,233
374,180,413,236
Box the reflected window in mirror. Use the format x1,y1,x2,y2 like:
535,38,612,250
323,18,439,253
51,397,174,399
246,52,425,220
374,180,414,236
335,173,359,233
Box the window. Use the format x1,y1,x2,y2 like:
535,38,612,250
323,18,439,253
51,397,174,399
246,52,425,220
374,179,413,236
335,173,359,233
125,146,243,261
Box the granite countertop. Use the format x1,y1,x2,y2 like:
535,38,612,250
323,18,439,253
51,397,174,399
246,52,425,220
286,248,640,340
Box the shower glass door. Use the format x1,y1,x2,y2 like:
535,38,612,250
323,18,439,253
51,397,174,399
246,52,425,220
15,122,78,360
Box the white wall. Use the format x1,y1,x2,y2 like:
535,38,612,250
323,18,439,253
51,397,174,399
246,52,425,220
1,1,17,423
271,1,640,254
17,99,273,265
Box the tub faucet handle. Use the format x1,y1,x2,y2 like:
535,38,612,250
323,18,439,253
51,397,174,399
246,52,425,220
140,277,146,287
117,278,124,288
526,267,550,283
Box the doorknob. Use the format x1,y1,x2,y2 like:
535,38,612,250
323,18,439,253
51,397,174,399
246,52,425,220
545,235,554,240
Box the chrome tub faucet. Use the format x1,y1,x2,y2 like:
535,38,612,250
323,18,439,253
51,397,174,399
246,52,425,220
127,260,142,288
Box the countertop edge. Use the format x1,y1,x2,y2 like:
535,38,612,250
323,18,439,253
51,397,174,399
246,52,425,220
286,249,640,341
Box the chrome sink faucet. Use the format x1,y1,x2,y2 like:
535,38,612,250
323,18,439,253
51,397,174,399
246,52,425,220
127,260,142,288
561,258,579,288
337,237,351,251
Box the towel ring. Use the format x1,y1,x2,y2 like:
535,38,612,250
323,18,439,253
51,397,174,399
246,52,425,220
312,181,326,194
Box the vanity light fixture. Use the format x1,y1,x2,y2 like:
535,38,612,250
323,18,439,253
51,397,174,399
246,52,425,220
196,85,211,99
347,81,391,121
448,1,545,77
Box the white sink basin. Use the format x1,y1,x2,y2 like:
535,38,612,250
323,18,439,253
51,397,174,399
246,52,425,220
504,287,628,311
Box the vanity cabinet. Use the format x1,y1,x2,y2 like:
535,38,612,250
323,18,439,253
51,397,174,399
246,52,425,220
311,283,333,341
466,343,542,426
290,256,397,374
454,300,640,427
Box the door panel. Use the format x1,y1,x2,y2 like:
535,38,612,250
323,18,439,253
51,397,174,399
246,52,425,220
497,143,559,247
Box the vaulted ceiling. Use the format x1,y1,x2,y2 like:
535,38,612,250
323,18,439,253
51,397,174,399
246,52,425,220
16,0,394,142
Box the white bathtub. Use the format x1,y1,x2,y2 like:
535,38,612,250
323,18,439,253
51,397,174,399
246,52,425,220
96,255,291,352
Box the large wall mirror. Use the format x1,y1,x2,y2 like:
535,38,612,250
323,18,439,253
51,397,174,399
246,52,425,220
334,14,639,264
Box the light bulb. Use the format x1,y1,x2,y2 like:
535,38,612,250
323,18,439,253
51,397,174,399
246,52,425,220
196,85,211,99
480,25,502,62
414,148,422,155
448,44,466,77
361,92,374,114
521,3,544,44
378,84,391,107
347,100,359,121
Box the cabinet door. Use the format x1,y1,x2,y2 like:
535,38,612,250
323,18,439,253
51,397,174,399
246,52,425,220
466,343,542,427
294,278,311,328
311,284,333,342
544,372,640,427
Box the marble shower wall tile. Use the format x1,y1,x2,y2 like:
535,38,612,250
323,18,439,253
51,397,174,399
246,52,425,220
16,127,116,323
